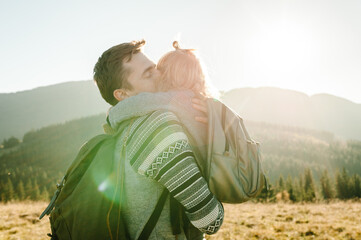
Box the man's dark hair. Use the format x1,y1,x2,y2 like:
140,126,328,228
93,40,145,105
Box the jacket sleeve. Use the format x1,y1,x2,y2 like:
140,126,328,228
126,110,224,234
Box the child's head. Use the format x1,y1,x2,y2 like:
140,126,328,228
156,41,211,97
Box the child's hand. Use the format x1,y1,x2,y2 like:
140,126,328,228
192,97,208,124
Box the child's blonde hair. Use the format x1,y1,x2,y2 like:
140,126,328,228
157,41,213,97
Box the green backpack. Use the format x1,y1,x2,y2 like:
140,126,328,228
204,98,268,203
39,120,169,240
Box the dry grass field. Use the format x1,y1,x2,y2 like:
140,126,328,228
1,201,361,240
206,201,361,240
0,201,50,240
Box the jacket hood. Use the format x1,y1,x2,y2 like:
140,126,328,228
107,90,198,130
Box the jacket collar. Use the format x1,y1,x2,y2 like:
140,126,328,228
107,90,195,130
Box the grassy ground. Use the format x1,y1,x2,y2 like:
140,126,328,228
1,201,360,240
0,201,50,240
206,201,361,240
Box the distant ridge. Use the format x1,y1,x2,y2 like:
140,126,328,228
0,81,360,141
0,80,109,141
221,87,361,140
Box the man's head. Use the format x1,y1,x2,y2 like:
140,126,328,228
94,40,159,105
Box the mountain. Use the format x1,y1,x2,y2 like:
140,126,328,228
1,112,360,202
0,81,109,141
1,82,360,141
221,87,361,140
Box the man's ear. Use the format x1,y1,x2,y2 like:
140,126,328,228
113,89,129,101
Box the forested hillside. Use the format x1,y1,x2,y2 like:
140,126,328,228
247,121,361,181
0,81,109,141
0,113,360,202
0,114,105,201
1,81,360,141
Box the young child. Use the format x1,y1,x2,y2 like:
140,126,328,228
156,41,214,99
154,41,265,203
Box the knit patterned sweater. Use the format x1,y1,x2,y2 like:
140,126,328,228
122,109,224,235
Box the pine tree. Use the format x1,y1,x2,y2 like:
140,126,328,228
356,175,361,198
320,169,334,199
335,170,343,199
41,172,48,183
17,180,25,201
25,180,33,200
0,182,6,202
2,137,20,149
295,174,305,201
350,174,361,198
32,180,41,200
341,168,351,198
40,187,49,201
336,168,350,199
303,168,316,201
0,191,5,202
6,178,15,201
269,184,276,201
286,175,296,202
277,175,285,192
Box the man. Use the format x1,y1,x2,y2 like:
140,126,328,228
93,40,224,239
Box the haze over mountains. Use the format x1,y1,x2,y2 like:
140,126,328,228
0,81,109,141
0,80,360,141
222,87,361,141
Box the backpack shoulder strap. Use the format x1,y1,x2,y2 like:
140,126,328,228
137,189,169,240
65,134,111,177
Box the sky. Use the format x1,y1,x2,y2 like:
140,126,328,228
1,0,361,103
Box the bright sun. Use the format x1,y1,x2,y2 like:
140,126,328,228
242,21,317,91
